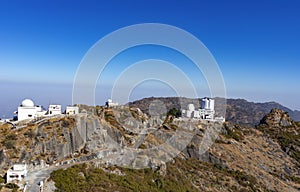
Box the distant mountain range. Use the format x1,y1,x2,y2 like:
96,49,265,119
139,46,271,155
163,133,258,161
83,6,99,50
128,97,300,125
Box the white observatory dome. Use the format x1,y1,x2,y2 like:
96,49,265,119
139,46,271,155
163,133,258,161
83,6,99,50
21,99,35,107
187,104,195,111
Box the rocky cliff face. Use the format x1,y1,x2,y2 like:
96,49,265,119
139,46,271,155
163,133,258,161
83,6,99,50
1,106,300,191
257,108,300,164
259,108,295,127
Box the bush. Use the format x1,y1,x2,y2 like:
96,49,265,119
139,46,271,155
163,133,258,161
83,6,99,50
223,124,243,141
50,162,197,192
0,176,5,184
167,108,181,118
2,139,16,149
24,130,36,138
5,183,19,189
5,134,17,140
1,133,18,149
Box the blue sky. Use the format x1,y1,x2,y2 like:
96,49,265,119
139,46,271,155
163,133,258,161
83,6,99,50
0,0,300,117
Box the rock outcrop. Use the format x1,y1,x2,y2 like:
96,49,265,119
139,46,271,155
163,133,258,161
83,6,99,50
257,108,300,166
259,108,295,127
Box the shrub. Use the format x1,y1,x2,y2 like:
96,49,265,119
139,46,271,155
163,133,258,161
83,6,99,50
5,134,17,140
2,140,16,149
0,176,5,184
24,129,36,138
223,124,243,141
5,183,19,189
167,108,181,118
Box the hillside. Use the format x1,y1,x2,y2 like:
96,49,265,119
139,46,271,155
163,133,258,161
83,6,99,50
128,97,300,125
257,108,300,162
0,104,300,191
48,108,300,191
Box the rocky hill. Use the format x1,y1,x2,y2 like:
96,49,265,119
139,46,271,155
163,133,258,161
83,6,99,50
129,97,300,125
47,107,300,191
0,104,300,191
257,108,300,163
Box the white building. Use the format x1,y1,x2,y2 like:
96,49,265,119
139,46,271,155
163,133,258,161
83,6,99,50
66,106,79,115
17,99,45,121
186,104,194,118
17,99,63,121
182,98,216,120
198,97,215,119
16,99,82,121
105,99,118,107
6,164,27,183
48,105,62,115
193,110,200,118
201,97,214,110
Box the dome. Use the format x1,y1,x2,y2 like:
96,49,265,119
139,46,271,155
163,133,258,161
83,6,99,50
187,104,195,111
21,99,35,107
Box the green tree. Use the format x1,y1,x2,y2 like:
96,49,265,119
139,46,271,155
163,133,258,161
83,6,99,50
167,108,181,118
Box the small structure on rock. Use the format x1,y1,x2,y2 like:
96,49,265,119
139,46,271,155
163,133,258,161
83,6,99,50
182,97,215,120
17,99,44,121
105,99,118,108
66,106,79,115
48,105,62,115
6,164,27,183
15,98,80,121
182,97,225,122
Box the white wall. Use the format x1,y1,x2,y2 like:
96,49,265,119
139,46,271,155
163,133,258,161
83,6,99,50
18,107,39,121
66,106,79,115
48,105,62,115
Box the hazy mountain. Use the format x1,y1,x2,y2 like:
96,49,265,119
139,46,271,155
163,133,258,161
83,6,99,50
128,97,300,125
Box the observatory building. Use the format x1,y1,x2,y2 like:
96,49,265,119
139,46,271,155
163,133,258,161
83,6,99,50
199,97,215,119
17,99,44,121
182,97,216,120
105,99,119,107
17,99,63,121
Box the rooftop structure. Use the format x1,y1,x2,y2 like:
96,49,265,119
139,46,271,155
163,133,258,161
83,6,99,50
21,99,34,107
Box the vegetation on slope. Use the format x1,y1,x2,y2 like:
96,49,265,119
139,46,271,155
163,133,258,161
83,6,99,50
0,117,76,175
50,158,271,192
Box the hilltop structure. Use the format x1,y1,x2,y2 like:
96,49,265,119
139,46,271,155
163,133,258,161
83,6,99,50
17,99,45,121
66,106,79,115
16,99,78,121
6,164,27,183
105,99,118,108
48,105,62,115
182,97,224,122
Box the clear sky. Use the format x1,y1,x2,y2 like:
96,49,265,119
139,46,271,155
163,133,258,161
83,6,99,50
0,0,300,117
